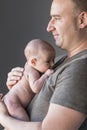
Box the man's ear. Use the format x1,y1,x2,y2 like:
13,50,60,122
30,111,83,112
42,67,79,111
78,12,87,28
31,58,37,66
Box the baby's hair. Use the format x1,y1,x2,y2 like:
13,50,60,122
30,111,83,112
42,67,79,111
24,39,55,59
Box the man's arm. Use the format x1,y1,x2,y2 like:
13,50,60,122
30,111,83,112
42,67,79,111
0,98,86,130
42,103,86,130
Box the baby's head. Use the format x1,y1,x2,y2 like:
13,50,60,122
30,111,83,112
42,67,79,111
24,39,55,73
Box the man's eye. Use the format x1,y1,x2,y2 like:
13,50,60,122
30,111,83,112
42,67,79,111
54,17,61,20
52,15,61,20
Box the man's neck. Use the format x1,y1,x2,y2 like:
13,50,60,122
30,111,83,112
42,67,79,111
68,41,87,57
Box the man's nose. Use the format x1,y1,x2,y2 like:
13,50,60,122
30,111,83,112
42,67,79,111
47,20,54,32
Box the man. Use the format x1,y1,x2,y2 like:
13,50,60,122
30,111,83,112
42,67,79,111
0,0,87,129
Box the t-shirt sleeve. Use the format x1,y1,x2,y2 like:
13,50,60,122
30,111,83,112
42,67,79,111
51,59,87,114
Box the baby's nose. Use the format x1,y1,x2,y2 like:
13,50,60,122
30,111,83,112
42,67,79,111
50,62,54,68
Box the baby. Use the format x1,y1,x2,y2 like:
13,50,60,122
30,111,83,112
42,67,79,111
3,39,55,121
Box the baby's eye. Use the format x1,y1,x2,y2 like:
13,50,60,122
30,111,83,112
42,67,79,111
46,60,50,63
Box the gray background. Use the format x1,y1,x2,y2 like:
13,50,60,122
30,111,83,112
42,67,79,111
0,0,65,129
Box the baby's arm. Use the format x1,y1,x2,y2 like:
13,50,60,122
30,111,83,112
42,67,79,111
27,67,54,93
33,69,54,93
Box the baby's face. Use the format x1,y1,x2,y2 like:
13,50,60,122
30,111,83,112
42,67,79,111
35,50,55,73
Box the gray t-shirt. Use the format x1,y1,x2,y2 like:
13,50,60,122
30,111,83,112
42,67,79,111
27,50,87,129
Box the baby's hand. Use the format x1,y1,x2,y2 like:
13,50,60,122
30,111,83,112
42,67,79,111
45,69,54,77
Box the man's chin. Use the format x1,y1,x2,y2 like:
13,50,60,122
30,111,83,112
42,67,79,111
55,41,62,48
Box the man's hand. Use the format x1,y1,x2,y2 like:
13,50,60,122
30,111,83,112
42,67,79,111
6,67,24,89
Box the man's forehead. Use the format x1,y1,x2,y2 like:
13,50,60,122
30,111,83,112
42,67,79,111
50,0,74,15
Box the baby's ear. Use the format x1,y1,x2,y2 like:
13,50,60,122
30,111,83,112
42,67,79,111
31,58,37,66
78,12,87,28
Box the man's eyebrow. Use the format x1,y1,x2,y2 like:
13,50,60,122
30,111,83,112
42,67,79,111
51,14,60,17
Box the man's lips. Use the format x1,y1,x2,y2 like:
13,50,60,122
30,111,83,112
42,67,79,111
53,34,59,39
